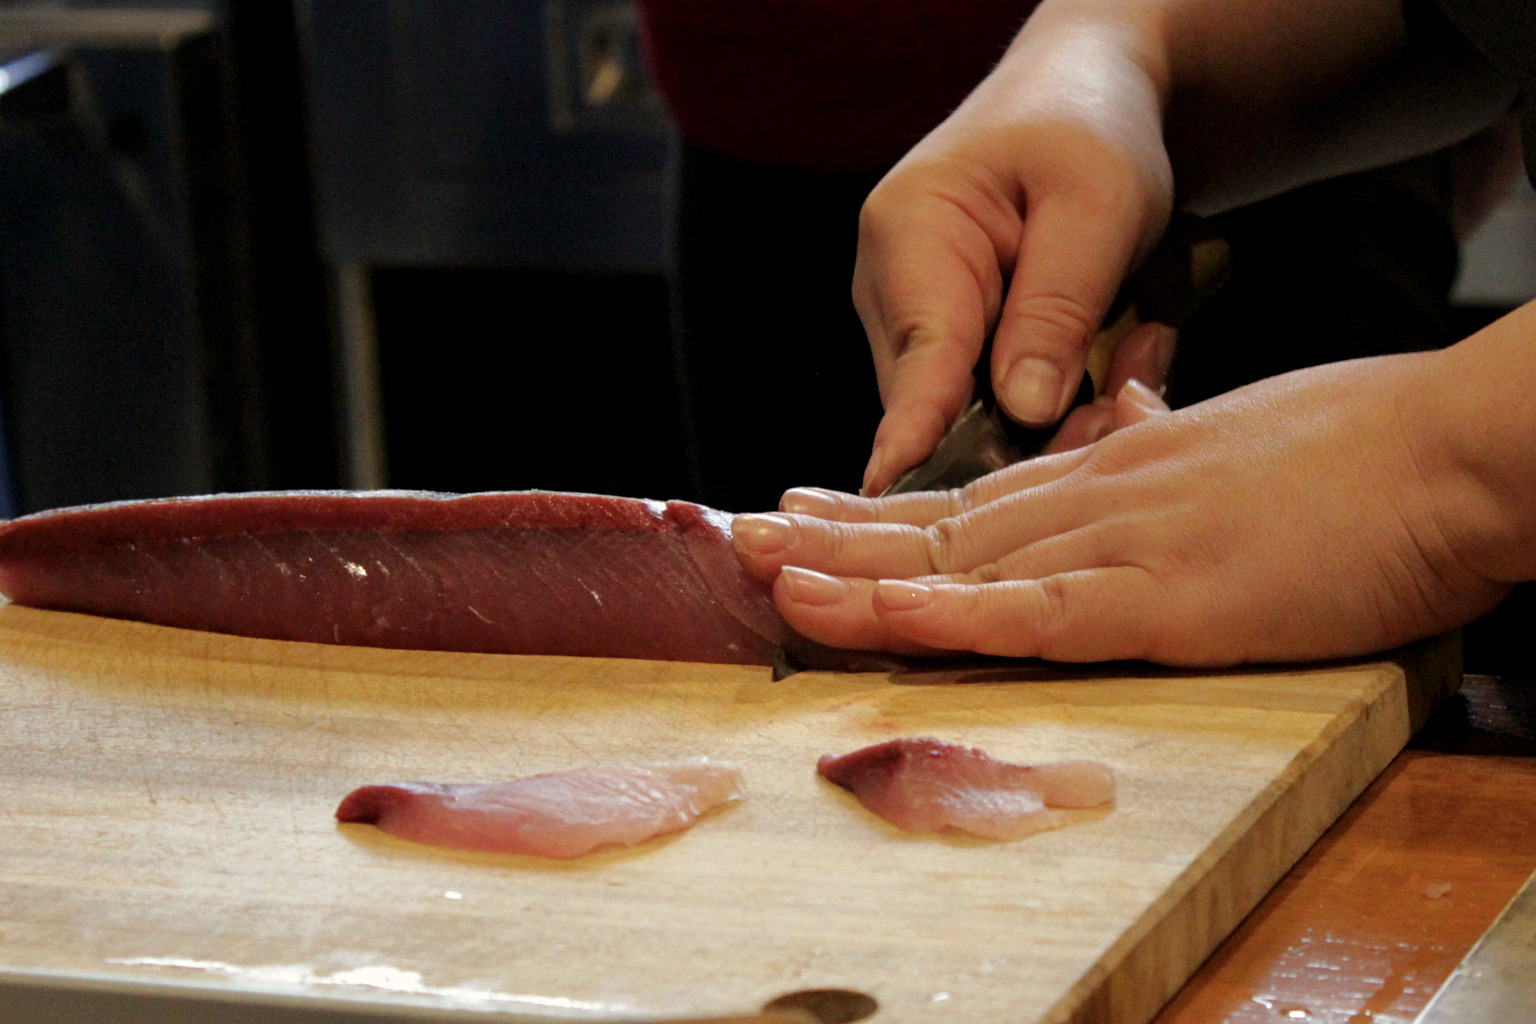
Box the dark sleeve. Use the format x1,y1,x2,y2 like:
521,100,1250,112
1425,0,1536,80
1416,0,1536,184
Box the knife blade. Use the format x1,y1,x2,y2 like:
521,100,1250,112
882,213,1229,496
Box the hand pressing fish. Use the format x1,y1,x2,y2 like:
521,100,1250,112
818,738,1115,840
0,490,898,673
336,757,744,859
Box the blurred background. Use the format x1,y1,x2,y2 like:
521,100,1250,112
0,0,684,518
0,0,1532,665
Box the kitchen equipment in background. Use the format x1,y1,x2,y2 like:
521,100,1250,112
299,0,682,496
0,3,338,515
0,44,58,518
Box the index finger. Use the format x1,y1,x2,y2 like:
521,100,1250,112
853,187,1013,495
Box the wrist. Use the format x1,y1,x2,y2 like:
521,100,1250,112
943,0,1174,249
1410,304,1536,584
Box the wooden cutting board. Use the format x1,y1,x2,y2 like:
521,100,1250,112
0,605,1458,1024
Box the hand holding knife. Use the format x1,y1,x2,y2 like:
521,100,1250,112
880,214,1230,496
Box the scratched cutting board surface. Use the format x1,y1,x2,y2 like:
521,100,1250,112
0,605,1457,1024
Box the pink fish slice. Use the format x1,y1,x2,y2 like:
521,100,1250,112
337,757,745,859
818,737,1115,841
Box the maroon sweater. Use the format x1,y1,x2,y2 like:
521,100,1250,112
635,1,1034,174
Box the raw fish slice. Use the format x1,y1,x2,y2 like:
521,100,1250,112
817,737,1115,841
0,490,899,670
336,757,745,859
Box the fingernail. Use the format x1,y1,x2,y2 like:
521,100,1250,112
1121,377,1167,413
860,447,887,497
733,513,797,555
781,566,850,606
780,487,841,518
1002,358,1065,425
875,579,933,611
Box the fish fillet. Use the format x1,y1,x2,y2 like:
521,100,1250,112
817,737,1115,840
0,490,893,670
335,758,745,859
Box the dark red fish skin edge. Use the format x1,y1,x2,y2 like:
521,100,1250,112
818,737,1115,820
817,737,958,793
0,490,906,672
335,783,423,825
816,737,1093,837
817,737,996,835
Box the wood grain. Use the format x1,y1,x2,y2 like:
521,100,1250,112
0,606,1445,1023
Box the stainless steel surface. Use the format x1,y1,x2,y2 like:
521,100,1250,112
1413,867,1536,1024
335,262,388,490
0,8,213,50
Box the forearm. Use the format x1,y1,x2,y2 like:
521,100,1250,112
1162,0,1514,208
1015,0,1517,213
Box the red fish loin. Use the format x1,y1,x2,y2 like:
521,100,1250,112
817,738,1115,841
336,758,745,859
0,491,796,665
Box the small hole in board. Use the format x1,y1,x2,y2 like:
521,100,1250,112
763,989,878,1023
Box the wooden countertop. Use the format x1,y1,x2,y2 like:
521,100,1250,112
1154,674,1536,1024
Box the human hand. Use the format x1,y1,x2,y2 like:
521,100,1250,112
1040,322,1176,455
735,352,1509,666
853,3,1175,495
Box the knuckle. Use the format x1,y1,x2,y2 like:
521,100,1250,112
953,482,988,515
820,491,862,521
1005,291,1096,351
857,184,903,240
887,316,948,358
972,561,1002,585
857,194,883,234
850,270,877,320
822,521,855,561
1076,425,1156,478
922,517,966,574
1029,575,1073,649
